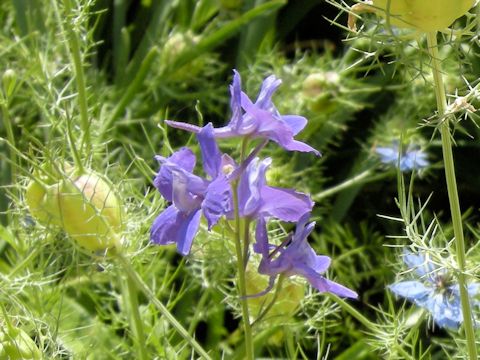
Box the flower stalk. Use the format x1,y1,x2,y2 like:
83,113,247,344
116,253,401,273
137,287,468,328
231,178,255,360
121,268,148,360
58,0,91,154
426,32,477,359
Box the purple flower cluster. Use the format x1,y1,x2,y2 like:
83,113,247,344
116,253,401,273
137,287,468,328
151,70,356,299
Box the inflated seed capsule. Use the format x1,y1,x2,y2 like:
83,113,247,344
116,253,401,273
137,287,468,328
26,168,123,252
350,0,475,32
0,325,41,360
373,0,475,32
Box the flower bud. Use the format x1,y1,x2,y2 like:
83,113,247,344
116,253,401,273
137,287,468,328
372,0,475,32
302,72,340,113
25,167,123,252
2,69,17,98
0,325,41,360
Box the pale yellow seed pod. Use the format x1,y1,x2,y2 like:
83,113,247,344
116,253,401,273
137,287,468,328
0,325,41,360
26,168,123,252
372,0,475,32
349,0,475,32
25,180,60,226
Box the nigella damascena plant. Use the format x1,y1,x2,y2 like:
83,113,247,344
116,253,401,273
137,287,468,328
253,214,358,298
375,141,429,172
389,252,480,329
166,70,320,155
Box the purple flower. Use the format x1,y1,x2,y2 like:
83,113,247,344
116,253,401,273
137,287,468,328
253,214,358,298
150,123,232,255
236,157,313,222
166,70,320,156
389,252,480,329
376,142,429,172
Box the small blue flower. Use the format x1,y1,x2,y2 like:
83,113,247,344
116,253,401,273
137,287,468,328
166,70,320,156
389,252,480,329
253,213,358,298
376,142,428,172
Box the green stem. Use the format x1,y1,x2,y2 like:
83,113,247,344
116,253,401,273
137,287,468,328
1,101,17,224
122,269,148,360
59,0,91,156
116,254,212,360
231,179,254,360
242,218,251,268
426,32,477,360
313,169,373,201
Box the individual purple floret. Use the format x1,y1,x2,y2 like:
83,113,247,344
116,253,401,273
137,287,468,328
236,157,313,223
150,123,232,255
389,252,480,329
375,142,428,172
166,70,320,156
253,214,358,298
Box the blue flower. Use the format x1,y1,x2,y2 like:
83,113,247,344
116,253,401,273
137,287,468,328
166,70,320,156
376,142,428,172
253,213,358,298
389,252,480,329
150,123,232,255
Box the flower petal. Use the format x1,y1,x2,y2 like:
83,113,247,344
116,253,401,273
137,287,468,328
389,281,432,301
294,263,357,298
238,158,270,218
402,252,437,279
171,170,203,212
255,74,282,111
150,205,181,245
253,217,269,257
228,70,243,132
153,148,196,201
197,123,222,179
282,115,307,136
423,293,462,329
325,279,358,299
259,186,313,222
176,209,202,255
165,120,202,134
202,175,231,229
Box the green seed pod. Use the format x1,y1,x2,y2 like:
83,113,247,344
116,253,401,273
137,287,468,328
372,0,475,32
351,0,475,32
26,167,123,252
0,325,41,360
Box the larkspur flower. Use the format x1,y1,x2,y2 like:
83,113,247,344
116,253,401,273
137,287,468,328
165,70,320,156
375,141,429,172
236,157,313,222
389,252,480,329
150,123,232,255
253,214,358,298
